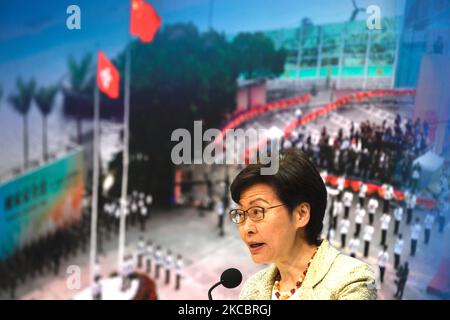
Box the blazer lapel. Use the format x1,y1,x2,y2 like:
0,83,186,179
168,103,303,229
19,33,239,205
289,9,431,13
253,264,278,300
301,240,340,291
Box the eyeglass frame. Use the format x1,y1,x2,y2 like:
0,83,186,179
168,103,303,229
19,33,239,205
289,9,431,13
228,204,286,224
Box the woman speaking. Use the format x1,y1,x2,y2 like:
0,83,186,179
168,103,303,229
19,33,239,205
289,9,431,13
230,149,376,300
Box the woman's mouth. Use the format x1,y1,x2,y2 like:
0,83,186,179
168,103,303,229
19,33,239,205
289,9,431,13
248,242,266,254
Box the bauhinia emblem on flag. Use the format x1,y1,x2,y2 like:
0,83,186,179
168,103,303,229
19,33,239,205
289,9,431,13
97,51,120,99
130,0,161,43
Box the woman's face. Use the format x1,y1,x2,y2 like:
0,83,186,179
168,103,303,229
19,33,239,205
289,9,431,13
237,183,298,264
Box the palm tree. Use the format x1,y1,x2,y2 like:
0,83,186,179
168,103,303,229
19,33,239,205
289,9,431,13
8,78,36,169
66,53,92,144
35,85,58,162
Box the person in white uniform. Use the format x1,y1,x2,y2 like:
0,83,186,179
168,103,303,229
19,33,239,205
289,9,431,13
342,191,354,219
354,203,366,238
340,217,351,249
175,254,184,290
405,191,417,225
145,194,153,219
363,224,375,258
382,184,394,214
424,211,435,245
154,246,163,279
393,204,404,235
348,236,361,258
380,212,391,247
92,275,102,300
139,205,148,232
367,197,379,226
393,234,404,270
216,198,225,237
326,190,335,231
145,240,154,274
332,198,344,230
358,183,368,207
410,218,421,257
410,164,421,193
326,225,335,243
164,250,174,285
121,255,135,291
377,245,389,284
136,236,146,269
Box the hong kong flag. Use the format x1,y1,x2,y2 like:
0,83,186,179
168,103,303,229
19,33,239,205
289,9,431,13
130,0,161,43
97,51,120,99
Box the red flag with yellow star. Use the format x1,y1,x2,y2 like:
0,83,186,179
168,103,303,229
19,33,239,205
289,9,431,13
130,0,161,43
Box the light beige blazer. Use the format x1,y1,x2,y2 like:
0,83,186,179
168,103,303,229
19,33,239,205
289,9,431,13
239,240,377,300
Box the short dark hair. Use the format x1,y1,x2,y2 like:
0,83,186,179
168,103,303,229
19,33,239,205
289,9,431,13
230,148,327,245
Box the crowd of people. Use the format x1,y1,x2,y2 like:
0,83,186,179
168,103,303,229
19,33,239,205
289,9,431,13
91,236,185,300
134,237,184,291
101,191,153,239
323,167,449,299
0,213,90,299
284,114,429,188
279,108,447,299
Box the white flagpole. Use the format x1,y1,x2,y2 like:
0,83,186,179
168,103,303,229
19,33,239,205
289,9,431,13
89,77,101,286
118,44,131,271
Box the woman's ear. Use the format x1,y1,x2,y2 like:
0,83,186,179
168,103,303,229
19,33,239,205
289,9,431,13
294,202,311,229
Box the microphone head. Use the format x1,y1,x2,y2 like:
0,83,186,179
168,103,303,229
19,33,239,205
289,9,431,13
220,268,242,289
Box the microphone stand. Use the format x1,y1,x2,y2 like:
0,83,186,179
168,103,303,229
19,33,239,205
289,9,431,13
208,281,223,300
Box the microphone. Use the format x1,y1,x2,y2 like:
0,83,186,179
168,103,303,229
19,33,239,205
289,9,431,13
208,268,242,300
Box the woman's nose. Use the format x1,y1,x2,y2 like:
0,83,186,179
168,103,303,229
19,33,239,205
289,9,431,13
242,216,256,234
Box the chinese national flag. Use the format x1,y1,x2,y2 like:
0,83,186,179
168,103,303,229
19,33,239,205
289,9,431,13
97,51,120,99
130,0,161,43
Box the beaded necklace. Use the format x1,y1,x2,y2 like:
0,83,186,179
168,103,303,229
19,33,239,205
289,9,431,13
273,247,318,300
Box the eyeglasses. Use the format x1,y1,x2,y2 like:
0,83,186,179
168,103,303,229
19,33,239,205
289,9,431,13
229,204,285,224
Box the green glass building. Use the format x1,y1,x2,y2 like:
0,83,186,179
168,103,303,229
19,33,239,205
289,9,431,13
263,17,400,88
